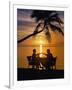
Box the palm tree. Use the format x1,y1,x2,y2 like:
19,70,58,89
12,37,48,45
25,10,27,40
18,10,64,43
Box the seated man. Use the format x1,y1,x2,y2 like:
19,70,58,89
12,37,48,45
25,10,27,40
44,49,54,70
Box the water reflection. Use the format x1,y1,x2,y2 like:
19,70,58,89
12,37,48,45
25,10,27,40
17,45,64,70
17,29,64,70
40,45,43,57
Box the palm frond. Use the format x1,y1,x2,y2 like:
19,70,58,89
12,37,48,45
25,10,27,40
44,26,51,42
31,10,57,22
58,17,64,24
50,17,64,24
49,13,58,18
50,23,64,35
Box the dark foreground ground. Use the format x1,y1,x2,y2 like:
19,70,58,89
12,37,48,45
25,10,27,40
17,68,64,81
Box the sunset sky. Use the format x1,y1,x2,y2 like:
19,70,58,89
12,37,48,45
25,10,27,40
17,9,64,69
17,9,64,45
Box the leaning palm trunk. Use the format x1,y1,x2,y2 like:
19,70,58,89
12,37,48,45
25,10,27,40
18,10,64,43
18,27,44,43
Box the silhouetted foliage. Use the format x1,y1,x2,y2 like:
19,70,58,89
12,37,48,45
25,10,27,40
18,10,64,43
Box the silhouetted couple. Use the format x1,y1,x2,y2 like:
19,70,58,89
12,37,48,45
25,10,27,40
32,49,54,70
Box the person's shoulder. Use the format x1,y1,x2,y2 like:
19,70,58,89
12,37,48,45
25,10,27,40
50,53,52,56
32,53,34,56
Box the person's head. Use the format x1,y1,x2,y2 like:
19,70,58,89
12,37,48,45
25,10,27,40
47,49,50,54
33,49,36,54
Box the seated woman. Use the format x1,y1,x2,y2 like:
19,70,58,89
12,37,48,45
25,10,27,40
32,49,40,69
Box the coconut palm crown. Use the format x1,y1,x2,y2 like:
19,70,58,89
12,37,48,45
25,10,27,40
18,10,64,43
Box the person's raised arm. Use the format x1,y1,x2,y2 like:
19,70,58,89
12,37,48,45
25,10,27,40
42,53,47,56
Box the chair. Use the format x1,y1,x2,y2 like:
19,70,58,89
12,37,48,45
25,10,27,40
51,57,56,70
27,56,39,69
27,56,32,68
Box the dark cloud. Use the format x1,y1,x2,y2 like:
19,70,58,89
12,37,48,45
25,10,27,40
17,20,33,26
17,20,36,29
17,9,32,19
17,9,64,30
